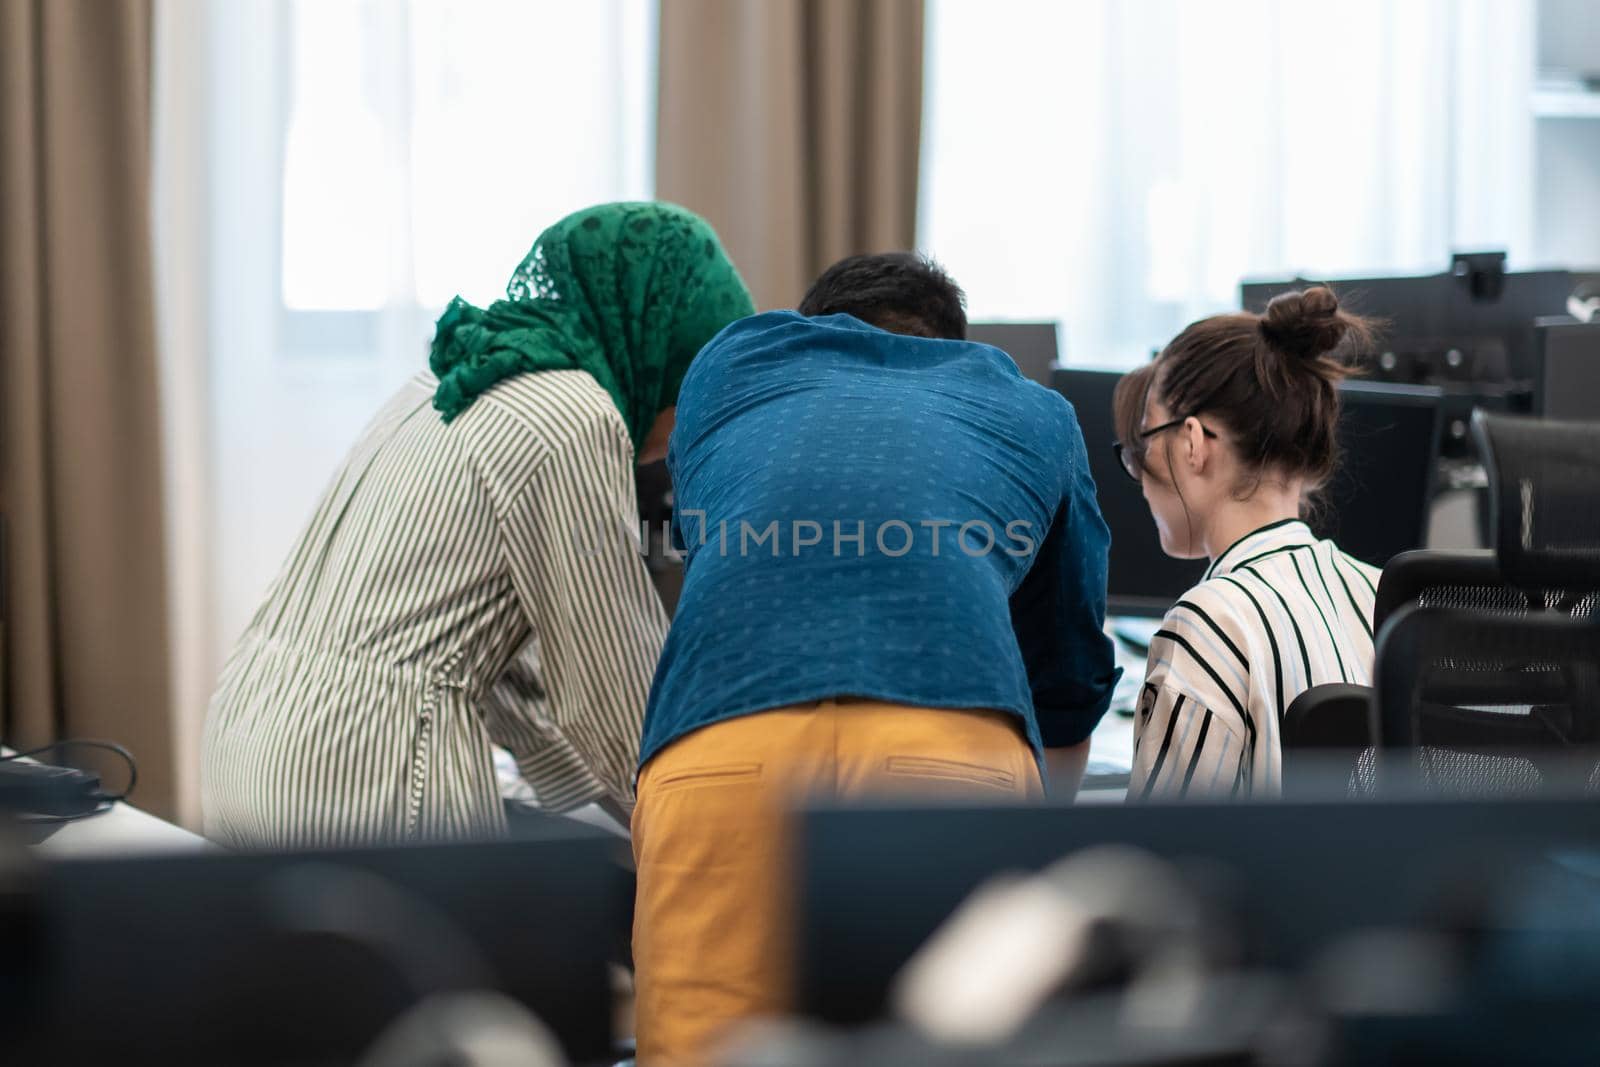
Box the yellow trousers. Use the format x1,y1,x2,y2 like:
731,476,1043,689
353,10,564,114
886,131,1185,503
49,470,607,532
630,699,1042,1065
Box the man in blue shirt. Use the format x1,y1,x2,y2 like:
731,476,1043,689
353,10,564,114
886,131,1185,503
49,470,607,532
630,254,1118,1064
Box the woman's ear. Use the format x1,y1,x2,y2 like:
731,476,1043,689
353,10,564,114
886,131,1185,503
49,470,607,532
1182,415,1210,474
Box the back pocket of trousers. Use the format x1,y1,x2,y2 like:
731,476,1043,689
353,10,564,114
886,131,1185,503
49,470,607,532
884,756,1016,792
651,763,763,793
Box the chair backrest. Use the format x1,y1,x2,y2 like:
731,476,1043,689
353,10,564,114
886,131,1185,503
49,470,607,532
1372,412,1600,632
1281,682,1377,797
1372,604,1600,795
1282,683,1375,749
1373,549,1526,634
1338,414,1600,797
1472,410,1600,601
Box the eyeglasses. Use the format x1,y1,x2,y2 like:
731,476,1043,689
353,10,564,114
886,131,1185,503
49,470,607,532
1112,417,1218,483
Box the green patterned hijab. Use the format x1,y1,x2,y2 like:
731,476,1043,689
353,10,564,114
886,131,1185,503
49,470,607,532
428,201,753,450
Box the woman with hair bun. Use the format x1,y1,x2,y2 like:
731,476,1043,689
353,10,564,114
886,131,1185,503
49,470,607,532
1113,286,1380,799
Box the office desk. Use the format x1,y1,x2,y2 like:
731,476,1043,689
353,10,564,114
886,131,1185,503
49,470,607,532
2,746,210,857
31,799,211,857
1075,616,1154,803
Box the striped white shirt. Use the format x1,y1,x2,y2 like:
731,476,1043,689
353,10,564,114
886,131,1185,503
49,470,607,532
1128,520,1379,800
201,370,666,847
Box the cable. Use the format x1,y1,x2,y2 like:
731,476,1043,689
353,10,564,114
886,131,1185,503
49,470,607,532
1,738,138,802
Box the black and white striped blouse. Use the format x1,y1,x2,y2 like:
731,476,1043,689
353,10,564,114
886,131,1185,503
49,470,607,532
1128,519,1380,800
201,370,665,847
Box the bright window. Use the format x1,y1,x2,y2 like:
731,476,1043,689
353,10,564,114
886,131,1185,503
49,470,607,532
920,0,1536,367
280,0,656,317
177,0,656,651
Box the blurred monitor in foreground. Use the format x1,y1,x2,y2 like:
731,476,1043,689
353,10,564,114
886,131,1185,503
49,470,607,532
797,789,1600,1027
6,822,628,1065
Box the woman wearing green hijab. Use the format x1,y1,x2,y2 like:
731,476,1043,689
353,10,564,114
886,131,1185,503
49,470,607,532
201,202,753,847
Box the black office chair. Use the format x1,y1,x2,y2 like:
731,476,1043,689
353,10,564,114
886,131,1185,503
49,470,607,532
1373,549,1521,633
1372,604,1600,794
1474,410,1600,614
1370,410,1600,629
1288,557,1531,776
1282,684,1375,749
1280,683,1379,796
1287,549,1510,766
1363,412,1600,795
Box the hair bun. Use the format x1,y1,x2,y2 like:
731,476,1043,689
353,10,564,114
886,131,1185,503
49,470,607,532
1261,285,1347,361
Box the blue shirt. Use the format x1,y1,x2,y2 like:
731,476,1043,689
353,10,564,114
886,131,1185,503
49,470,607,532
640,311,1120,776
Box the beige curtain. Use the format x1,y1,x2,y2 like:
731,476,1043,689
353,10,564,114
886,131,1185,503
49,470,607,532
656,0,925,311
1,0,176,817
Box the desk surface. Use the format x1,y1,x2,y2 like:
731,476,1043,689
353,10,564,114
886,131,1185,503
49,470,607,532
33,800,210,857
21,629,1151,856
1076,616,1151,802
4,747,210,858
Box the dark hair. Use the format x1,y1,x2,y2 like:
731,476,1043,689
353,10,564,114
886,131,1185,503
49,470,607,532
1114,285,1378,498
798,252,968,340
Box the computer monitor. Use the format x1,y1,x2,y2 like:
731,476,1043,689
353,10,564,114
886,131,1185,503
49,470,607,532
1240,263,1572,387
1052,369,1441,616
967,322,1059,387
1051,367,1206,616
10,823,629,1065
796,797,1600,1026
1319,380,1443,567
1533,317,1600,421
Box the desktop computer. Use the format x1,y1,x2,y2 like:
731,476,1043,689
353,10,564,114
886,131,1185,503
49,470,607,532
1242,257,1573,460
1240,257,1572,389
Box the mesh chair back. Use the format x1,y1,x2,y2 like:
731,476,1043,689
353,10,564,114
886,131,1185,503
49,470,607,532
1373,604,1600,795
1375,550,1514,633
1472,411,1600,597
1375,550,1599,635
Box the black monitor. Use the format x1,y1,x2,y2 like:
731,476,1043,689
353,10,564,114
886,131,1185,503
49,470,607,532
8,822,629,1065
1052,367,1206,616
1052,369,1441,616
1320,379,1443,567
796,797,1600,1026
967,321,1059,387
1533,317,1600,421
1240,262,1572,387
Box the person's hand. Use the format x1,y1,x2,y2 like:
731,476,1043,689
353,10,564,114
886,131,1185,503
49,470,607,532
637,407,676,465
